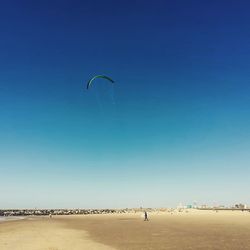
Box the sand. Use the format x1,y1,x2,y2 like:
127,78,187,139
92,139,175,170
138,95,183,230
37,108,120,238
1,210,250,250
0,217,114,250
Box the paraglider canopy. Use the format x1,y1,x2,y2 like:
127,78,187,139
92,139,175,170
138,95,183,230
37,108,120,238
86,75,115,89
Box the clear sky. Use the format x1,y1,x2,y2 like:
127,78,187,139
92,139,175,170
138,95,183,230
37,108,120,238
0,0,250,209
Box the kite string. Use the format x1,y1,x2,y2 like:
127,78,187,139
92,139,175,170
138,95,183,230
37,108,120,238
95,88,104,117
110,85,118,116
94,84,118,120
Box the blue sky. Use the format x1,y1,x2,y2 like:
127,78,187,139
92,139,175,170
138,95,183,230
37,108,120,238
0,0,250,208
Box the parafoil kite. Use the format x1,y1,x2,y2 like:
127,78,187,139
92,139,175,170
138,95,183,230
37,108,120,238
86,75,114,89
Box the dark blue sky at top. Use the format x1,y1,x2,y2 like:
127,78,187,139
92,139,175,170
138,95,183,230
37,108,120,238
0,0,250,208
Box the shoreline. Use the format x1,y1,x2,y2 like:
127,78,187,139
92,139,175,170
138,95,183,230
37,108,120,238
0,216,25,223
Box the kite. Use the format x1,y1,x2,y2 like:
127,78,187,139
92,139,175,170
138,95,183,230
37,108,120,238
86,75,114,89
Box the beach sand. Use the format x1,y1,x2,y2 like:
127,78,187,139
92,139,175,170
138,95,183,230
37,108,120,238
1,210,250,250
0,217,114,250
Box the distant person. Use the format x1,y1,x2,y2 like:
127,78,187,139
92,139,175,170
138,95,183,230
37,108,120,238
144,211,149,221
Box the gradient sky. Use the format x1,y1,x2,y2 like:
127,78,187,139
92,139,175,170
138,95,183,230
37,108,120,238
1,0,250,209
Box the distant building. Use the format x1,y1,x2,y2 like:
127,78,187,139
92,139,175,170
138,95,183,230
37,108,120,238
177,203,183,209
201,204,208,209
234,203,247,209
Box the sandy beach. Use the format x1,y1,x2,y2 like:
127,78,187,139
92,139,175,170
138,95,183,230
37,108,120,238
1,210,250,250
0,216,114,250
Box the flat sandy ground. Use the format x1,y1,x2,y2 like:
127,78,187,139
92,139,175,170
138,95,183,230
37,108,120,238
1,210,250,250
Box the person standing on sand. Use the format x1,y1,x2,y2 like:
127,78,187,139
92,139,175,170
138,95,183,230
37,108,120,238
144,211,149,221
